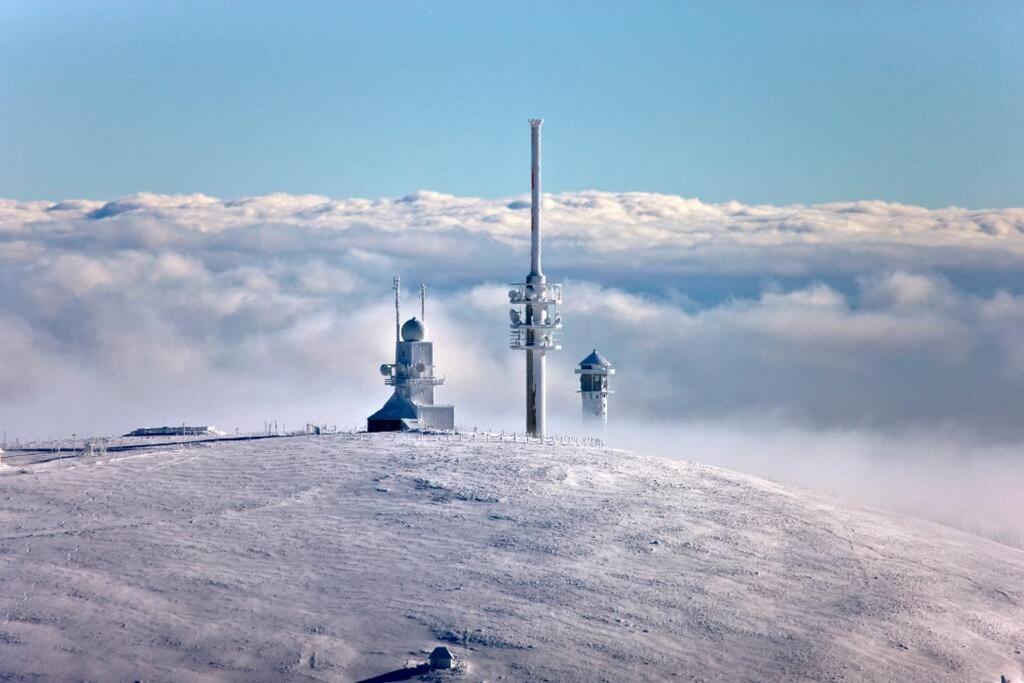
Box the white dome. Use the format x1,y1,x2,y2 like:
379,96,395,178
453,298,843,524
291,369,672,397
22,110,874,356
401,317,426,342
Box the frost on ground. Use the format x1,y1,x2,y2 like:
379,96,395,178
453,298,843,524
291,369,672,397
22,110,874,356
0,434,1022,682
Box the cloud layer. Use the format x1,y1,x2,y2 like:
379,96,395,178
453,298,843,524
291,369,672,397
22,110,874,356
3,190,1024,543
5,190,1024,432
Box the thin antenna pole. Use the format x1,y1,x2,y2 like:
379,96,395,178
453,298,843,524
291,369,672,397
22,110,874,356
529,118,544,281
393,275,401,343
420,283,426,322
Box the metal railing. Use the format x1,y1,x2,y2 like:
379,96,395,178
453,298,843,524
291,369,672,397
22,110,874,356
509,328,561,351
384,375,445,386
508,282,562,305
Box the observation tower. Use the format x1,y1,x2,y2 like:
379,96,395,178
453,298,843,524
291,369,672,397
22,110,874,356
576,349,614,432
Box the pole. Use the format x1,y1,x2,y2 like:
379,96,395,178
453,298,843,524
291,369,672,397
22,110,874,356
526,349,545,437
528,119,544,281
526,119,547,437
420,283,426,322
393,275,401,343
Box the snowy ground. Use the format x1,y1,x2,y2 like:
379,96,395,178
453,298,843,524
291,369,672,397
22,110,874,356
1,434,1022,682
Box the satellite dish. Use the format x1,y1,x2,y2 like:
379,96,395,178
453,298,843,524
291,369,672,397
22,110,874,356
414,362,427,373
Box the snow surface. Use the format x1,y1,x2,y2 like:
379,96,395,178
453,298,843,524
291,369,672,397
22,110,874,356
1,434,1022,682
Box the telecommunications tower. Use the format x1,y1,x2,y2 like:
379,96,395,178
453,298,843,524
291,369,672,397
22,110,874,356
509,119,562,437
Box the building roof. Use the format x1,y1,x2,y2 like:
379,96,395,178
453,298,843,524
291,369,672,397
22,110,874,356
430,646,453,659
367,394,420,422
578,349,612,368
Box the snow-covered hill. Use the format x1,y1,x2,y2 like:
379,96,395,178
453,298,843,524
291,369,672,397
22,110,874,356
1,434,1022,682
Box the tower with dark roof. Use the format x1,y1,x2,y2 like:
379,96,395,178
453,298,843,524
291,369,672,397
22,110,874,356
576,349,614,431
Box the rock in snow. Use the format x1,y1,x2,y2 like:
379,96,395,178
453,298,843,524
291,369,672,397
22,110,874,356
0,434,1022,681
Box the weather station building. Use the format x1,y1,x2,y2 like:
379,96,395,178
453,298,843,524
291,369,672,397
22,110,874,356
367,278,455,432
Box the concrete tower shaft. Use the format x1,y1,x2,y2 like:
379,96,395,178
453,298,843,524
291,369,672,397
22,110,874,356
529,118,544,283
527,349,544,436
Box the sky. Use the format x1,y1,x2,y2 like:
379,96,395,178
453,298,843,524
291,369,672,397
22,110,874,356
2,3,1024,545
1,1,1023,207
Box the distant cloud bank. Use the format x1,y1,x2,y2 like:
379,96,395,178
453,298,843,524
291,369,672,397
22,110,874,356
3,190,1024,438
5,190,1024,544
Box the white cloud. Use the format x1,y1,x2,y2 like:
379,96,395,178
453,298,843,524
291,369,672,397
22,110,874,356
2,189,1024,439
4,189,1024,544
49,253,116,294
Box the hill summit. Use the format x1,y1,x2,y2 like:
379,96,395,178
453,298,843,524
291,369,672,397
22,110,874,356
1,434,1022,681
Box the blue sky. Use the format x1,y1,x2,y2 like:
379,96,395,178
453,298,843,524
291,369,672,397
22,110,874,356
1,1,1022,207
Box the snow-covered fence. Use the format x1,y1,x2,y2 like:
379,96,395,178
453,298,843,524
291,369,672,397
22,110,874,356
334,429,603,448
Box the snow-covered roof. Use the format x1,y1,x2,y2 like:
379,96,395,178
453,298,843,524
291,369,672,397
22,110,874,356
578,349,612,368
367,393,419,421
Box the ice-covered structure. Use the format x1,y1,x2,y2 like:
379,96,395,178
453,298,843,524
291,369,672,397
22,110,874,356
576,349,614,431
124,426,222,437
367,278,455,432
508,118,562,438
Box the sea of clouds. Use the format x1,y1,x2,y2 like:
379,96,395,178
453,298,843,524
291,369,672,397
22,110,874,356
2,190,1024,545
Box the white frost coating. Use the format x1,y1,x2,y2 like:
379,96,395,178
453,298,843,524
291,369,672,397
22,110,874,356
0,435,1021,681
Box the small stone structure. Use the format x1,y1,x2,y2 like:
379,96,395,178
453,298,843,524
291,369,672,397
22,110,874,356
429,646,454,670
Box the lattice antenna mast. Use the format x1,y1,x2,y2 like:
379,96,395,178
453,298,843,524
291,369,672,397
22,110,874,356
393,275,401,343
420,283,426,322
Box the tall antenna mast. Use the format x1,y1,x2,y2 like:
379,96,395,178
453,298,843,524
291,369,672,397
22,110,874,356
420,283,426,321
393,275,401,343
508,118,562,438
529,118,544,281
